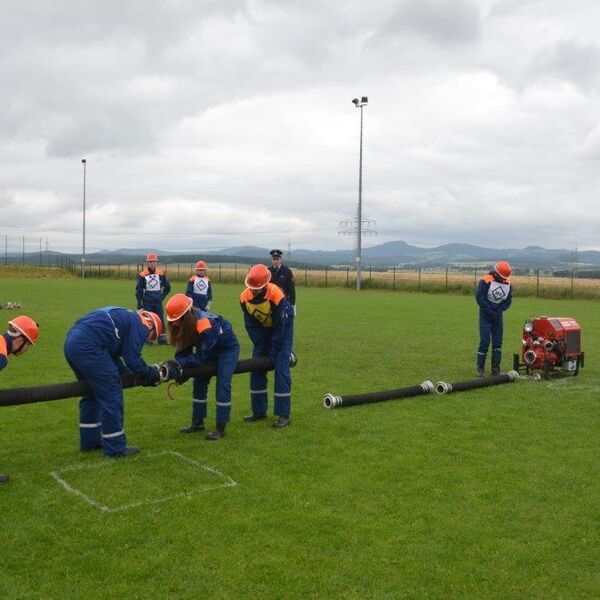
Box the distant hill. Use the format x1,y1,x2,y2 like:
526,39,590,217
4,241,596,270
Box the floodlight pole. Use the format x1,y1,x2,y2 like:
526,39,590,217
81,158,86,278
352,96,368,291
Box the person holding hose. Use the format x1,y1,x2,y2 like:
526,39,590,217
162,293,240,441
476,261,513,377
0,316,39,484
64,307,163,457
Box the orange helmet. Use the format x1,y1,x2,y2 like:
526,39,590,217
245,264,271,290
8,315,39,344
494,261,512,280
137,310,164,339
166,293,193,321
146,253,159,262
195,260,207,270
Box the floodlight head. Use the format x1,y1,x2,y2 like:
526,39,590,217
81,158,87,164
352,98,359,106
361,96,368,104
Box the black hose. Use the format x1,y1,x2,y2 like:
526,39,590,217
0,357,275,407
323,380,434,409
434,370,520,395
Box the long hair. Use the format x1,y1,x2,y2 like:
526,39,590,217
167,309,198,351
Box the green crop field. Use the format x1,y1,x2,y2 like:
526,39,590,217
1,276,600,598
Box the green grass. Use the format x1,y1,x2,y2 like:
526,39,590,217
1,277,600,598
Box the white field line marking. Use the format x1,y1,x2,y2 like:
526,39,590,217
50,449,237,514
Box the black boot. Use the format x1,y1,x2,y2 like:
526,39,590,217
180,419,205,434
205,422,226,441
272,416,291,428
491,365,501,376
110,446,140,458
476,367,485,377
0,474,9,484
243,413,267,422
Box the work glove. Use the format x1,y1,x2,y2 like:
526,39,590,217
158,360,184,383
140,366,161,387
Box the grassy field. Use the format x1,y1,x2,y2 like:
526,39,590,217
1,276,599,598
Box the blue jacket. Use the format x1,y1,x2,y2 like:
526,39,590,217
175,309,236,368
0,333,13,372
136,268,171,306
476,273,512,320
70,307,155,379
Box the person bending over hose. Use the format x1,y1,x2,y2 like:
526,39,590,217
64,308,162,457
163,294,240,441
0,316,39,484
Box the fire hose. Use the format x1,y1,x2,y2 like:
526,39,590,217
434,370,520,395
323,380,435,409
0,354,297,408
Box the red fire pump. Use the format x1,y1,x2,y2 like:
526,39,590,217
513,316,584,378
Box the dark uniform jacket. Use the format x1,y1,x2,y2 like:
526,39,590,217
268,265,296,305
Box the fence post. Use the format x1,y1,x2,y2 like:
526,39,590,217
369,265,372,288
346,266,349,288
325,265,328,288
571,270,574,299
418,268,421,292
536,269,540,297
393,266,396,290
304,265,307,287
474,268,477,287
234,264,237,283
445,267,448,293
219,264,222,283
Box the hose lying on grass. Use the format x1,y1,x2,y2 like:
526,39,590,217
0,357,296,407
323,380,435,409
434,370,520,395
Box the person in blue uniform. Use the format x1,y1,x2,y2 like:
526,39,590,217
476,261,513,377
63,308,163,457
185,260,213,310
240,263,294,428
162,293,239,441
268,249,296,314
0,316,39,484
135,252,170,344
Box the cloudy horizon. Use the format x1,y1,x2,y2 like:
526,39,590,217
2,0,600,255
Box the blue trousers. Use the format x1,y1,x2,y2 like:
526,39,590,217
143,300,165,330
250,322,294,417
191,331,240,424
477,311,503,369
64,325,128,456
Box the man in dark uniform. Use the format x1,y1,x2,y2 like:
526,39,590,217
268,249,296,315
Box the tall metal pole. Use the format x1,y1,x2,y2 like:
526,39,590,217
81,158,87,278
356,104,364,291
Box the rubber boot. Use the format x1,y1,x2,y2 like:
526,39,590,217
476,367,485,377
243,413,266,422
272,416,291,428
205,422,226,441
491,365,501,376
180,419,205,434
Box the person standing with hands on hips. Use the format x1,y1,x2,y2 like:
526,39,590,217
268,249,296,316
240,264,294,428
0,316,39,484
476,261,513,377
136,252,170,344
186,260,213,310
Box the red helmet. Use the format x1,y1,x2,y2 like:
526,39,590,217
8,315,39,344
146,253,159,262
195,260,207,270
166,293,193,321
245,264,271,290
137,310,164,339
494,261,512,280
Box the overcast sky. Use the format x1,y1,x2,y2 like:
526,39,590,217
1,0,600,255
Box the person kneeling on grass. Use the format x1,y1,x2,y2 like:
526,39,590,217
161,294,240,441
63,307,163,458
0,316,39,484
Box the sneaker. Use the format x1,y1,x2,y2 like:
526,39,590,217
243,413,267,422
180,419,205,434
272,416,291,428
110,446,140,458
205,423,226,441
491,366,501,376
476,367,485,377
0,474,9,484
